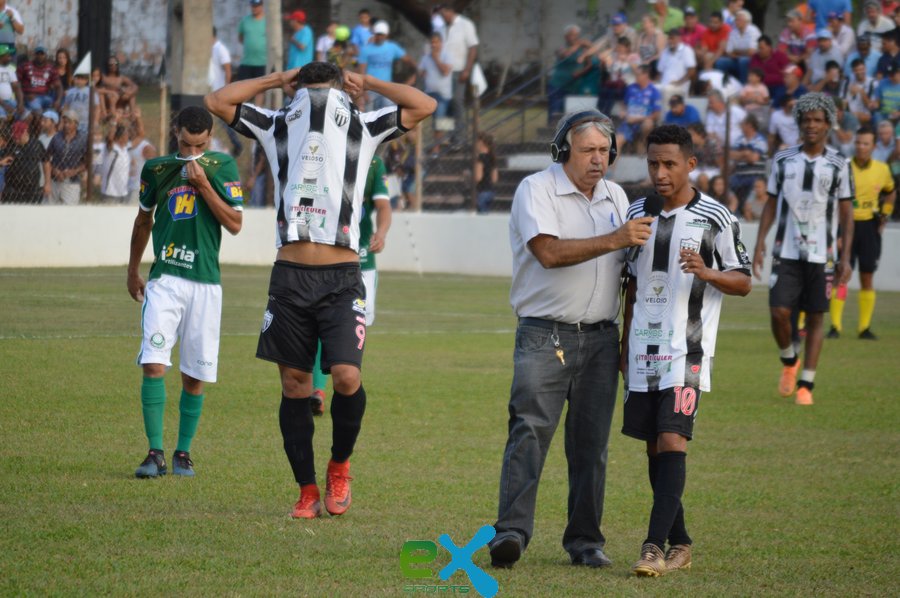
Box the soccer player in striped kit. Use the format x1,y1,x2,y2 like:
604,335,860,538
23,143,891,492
205,62,434,518
753,92,855,405
622,125,751,576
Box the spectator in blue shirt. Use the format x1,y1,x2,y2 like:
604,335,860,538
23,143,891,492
350,8,373,53
358,21,416,110
843,33,881,78
618,65,661,151
285,10,314,70
808,0,852,31
663,95,701,126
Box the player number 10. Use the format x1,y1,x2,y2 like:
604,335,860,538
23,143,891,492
673,386,697,416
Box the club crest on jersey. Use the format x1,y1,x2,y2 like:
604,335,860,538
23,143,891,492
642,272,672,318
139,179,148,198
351,298,367,314
333,106,350,127
680,237,701,253
301,132,328,174
168,186,197,220
261,309,274,333
150,332,165,348
818,174,833,193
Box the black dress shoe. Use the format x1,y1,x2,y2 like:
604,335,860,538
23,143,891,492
490,536,523,568
571,548,612,568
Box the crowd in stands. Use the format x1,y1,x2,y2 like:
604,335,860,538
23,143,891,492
549,0,900,221
0,16,150,206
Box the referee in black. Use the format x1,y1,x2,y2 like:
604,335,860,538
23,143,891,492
205,63,435,519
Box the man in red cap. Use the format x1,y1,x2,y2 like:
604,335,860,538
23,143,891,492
286,10,314,70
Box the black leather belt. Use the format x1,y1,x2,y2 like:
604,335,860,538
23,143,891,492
519,317,615,332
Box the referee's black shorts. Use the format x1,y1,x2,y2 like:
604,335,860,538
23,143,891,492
769,258,832,313
257,261,367,373
850,218,882,274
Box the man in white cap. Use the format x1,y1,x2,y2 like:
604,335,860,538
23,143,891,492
806,29,845,85
357,20,416,110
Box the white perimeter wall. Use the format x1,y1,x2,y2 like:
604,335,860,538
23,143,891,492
1,206,899,291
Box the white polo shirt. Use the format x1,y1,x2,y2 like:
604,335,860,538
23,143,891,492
658,43,697,86
442,13,479,72
726,24,761,54
509,163,630,324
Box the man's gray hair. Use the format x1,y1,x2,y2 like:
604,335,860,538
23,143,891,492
564,24,581,36
560,115,615,148
736,9,752,21
793,92,837,127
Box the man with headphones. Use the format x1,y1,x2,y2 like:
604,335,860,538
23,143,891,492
489,111,655,569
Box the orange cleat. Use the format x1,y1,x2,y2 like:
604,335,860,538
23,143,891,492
291,484,322,519
325,459,353,516
795,387,814,406
779,362,800,397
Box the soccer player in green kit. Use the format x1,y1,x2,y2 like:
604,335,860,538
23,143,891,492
310,155,392,414
126,106,244,478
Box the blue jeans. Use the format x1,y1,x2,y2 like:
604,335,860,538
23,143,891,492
477,190,495,213
494,319,620,556
714,56,750,84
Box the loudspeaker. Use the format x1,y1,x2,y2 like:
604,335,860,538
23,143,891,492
549,110,617,165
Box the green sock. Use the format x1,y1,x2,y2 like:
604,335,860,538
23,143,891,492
176,389,205,453
312,340,327,393
141,376,166,451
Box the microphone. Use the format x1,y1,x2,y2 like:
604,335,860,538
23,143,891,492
625,193,664,262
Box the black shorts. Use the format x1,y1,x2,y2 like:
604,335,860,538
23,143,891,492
769,258,832,313
850,219,881,274
236,64,266,81
622,386,701,441
256,261,367,373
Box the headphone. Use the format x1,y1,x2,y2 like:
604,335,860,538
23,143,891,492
549,110,617,165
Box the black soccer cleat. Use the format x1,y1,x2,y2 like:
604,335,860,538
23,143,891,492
172,451,195,477
135,449,167,478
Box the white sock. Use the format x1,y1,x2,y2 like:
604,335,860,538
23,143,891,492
779,347,797,360
800,369,816,384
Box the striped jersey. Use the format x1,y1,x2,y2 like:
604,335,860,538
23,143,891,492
625,191,751,392
231,87,406,252
766,145,854,264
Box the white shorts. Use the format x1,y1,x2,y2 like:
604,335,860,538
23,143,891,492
137,274,223,382
362,269,377,326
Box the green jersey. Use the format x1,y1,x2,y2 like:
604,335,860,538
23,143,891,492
358,156,390,271
139,151,243,284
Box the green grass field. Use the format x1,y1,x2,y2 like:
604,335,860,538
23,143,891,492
1,267,897,597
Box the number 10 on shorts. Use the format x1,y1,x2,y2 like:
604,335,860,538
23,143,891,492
355,316,366,350
673,386,697,416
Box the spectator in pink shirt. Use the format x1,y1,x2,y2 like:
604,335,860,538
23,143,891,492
680,7,707,51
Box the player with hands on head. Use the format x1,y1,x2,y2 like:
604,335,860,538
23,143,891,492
622,124,751,577
126,106,244,479
204,62,434,519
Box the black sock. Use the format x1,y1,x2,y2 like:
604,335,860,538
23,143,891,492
279,395,316,485
331,385,367,462
648,455,692,547
797,380,814,390
780,355,799,366
645,451,687,550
